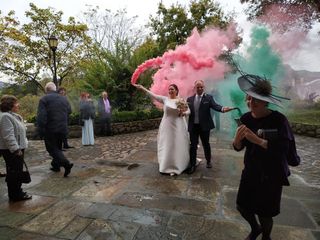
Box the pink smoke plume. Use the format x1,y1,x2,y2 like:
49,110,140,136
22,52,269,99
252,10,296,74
258,4,309,61
131,24,239,98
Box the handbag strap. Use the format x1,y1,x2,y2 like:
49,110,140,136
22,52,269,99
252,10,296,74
22,160,29,172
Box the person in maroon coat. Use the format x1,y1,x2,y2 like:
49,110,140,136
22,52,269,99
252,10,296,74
233,74,294,240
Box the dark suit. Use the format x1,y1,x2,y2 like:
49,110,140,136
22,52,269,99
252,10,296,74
97,98,112,136
37,91,72,170
187,93,223,167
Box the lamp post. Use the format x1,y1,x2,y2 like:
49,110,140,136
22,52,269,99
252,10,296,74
48,36,58,87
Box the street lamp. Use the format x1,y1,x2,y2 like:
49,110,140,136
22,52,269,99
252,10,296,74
48,36,58,87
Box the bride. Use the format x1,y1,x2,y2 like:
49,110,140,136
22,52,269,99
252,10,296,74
133,83,190,175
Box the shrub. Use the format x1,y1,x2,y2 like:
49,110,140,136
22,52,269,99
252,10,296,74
18,94,41,121
69,112,80,125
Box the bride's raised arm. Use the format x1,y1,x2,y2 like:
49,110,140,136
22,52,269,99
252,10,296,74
132,84,166,103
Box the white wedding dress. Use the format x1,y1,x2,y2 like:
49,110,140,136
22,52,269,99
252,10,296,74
145,90,190,175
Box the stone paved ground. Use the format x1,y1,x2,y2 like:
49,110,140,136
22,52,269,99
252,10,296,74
0,130,319,240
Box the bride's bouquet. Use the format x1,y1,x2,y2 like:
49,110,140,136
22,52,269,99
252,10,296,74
176,98,188,116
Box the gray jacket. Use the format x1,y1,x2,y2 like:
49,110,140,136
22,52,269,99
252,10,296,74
0,111,28,152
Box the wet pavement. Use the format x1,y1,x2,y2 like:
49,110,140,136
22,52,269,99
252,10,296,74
0,130,319,240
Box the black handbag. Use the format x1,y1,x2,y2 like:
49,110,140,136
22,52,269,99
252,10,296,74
20,160,31,184
79,119,85,126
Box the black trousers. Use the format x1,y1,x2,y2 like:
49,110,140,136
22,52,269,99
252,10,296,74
62,137,69,148
99,116,112,136
0,149,24,199
44,132,70,169
189,124,211,167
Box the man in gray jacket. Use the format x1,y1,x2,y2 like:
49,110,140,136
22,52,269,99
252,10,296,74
36,82,73,177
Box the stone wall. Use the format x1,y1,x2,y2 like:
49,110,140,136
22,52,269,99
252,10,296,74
290,122,320,138
26,118,162,140
26,119,320,139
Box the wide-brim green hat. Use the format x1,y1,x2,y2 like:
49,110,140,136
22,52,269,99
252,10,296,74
238,74,289,107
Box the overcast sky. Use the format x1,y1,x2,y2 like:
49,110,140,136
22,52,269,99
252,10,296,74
1,0,319,72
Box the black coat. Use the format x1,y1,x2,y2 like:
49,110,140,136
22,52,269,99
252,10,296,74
235,110,292,217
36,91,71,135
187,93,223,132
79,100,95,120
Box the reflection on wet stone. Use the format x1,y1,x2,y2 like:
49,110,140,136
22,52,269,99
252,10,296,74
109,206,170,227
114,192,216,216
187,178,220,201
72,177,131,202
0,195,57,214
80,202,115,220
131,178,188,196
30,177,84,197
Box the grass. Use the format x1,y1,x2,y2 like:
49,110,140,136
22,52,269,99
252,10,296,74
286,108,320,125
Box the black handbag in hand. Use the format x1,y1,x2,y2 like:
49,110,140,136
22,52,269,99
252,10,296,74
20,160,31,184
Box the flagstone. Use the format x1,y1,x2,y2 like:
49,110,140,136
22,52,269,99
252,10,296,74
76,218,139,240
113,192,216,216
29,176,84,197
0,226,21,240
20,200,91,235
56,216,93,239
72,177,131,202
0,195,57,214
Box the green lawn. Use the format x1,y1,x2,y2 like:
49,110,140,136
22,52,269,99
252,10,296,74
286,109,320,125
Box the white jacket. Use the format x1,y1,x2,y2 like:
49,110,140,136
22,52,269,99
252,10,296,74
0,111,28,152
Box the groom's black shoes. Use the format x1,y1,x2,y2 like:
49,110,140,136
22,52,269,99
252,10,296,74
187,166,196,174
206,161,212,168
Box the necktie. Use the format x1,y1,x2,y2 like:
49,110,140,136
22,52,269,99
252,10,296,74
194,95,201,124
195,95,201,109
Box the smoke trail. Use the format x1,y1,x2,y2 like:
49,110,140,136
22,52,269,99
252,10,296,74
131,52,214,84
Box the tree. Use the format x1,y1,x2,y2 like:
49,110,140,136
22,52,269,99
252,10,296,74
82,6,145,54
0,3,90,91
240,0,320,32
149,0,230,52
78,7,150,110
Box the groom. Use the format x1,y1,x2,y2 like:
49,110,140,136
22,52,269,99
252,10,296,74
187,80,233,174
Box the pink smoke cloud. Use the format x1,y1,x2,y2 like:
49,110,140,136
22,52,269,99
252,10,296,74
258,4,314,33
258,4,309,61
131,24,239,98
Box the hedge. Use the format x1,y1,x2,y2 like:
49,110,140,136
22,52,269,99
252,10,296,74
27,108,163,125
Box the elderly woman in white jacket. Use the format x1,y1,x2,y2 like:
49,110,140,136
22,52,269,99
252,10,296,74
0,95,31,202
